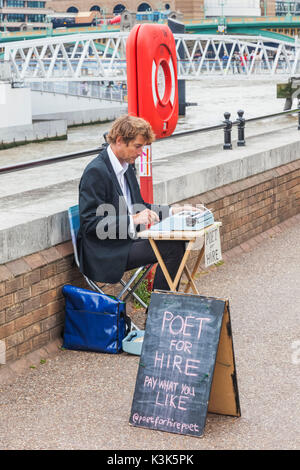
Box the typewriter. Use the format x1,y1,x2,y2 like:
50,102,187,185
149,207,214,232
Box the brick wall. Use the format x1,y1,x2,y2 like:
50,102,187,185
181,160,300,254
0,159,299,367
175,0,204,19
0,243,85,364
47,0,176,16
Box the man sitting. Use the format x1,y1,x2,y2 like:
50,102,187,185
77,114,187,292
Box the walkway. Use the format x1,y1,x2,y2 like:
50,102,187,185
0,216,299,450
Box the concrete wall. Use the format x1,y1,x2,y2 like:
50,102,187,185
0,83,32,129
0,119,67,147
31,90,127,125
175,0,204,19
47,0,176,15
204,0,261,17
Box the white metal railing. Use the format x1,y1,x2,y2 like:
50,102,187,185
2,32,299,82
177,57,299,76
30,80,128,102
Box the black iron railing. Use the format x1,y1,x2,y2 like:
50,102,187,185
1,107,300,175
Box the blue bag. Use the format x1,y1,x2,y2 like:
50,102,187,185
62,284,130,354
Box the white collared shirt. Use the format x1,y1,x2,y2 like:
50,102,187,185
107,145,173,233
107,145,133,213
107,145,135,235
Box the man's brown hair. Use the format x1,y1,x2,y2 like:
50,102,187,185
107,114,155,145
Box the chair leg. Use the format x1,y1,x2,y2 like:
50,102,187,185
130,320,140,331
84,271,148,309
120,265,153,308
83,266,153,330
123,265,153,303
119,279,148,309
84,276,105,294
117,266,145,299
82,274,143,332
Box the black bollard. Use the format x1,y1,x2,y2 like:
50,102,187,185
223,112,232,150
298,99,300,130
237,110,246,146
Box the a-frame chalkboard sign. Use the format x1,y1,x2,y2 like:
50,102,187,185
129,291,241,438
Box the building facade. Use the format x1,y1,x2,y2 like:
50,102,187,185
0,0,288,32
46,0,278,19
0,0,52,31
276,0,300,15
46,1,175,16
205,0,261,18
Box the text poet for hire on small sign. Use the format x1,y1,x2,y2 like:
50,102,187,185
129,292,241,438
205,225,222,268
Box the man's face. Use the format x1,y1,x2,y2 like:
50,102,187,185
114,134,147,165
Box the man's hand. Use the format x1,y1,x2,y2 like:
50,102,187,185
132,209,159,226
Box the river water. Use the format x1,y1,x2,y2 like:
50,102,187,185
0,77,295,166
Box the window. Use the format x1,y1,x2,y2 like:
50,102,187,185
27,13,45,21
138,3,152,11
6,0,25,6
90,5,102,12
67,6,78,13
113,4,125,15
6,13,25,21
275,0,300,16
27,1,46,7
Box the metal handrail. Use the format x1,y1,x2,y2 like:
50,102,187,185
246,107,300,122
1,107,300,175
161,107,300,139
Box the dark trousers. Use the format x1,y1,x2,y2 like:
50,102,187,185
125,238,186,291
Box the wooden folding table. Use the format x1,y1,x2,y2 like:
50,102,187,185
137,222,222,294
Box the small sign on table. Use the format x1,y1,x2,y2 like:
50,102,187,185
205,224,222,267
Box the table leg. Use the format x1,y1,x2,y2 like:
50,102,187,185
183,266,199,294
184,244,205,294
148,238,195,292
172,239,195,290
148,239,176,291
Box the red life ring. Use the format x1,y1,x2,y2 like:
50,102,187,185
126,23,178,139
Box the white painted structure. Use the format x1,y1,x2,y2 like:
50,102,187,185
204,0,262,17
31,89,127,125
0,30,298,131
2,32,298,82
0,82,31,128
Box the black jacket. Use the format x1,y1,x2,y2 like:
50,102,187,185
77,147,169,283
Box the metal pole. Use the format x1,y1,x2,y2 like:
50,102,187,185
168,18,186,116
237,109,246,146
223,112,232,149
